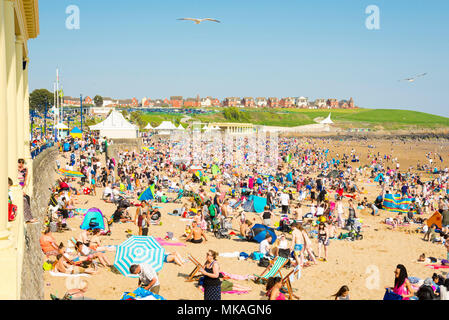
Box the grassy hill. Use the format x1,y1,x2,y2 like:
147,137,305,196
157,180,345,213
118,108,449,131
191,108,449,130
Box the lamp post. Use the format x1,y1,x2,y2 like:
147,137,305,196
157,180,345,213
30,109,34,141
44,100,47,136
80,94,83,133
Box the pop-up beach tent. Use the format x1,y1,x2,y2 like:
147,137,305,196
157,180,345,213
374,173,385,182
138,184,156,201
70,126,83,139
80,208,106,230
251,224,277,243
243,195,267,213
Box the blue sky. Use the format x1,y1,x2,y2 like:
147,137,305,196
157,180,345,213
29,0,449,117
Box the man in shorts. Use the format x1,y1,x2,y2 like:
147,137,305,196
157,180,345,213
290,222,305,267
185,221,208,244
280,191,290,215
130,263,160,294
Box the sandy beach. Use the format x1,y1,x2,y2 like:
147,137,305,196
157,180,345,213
43,138,449,300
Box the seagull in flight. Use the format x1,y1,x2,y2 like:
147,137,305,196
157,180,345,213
398,73,427,82
177,18,221,24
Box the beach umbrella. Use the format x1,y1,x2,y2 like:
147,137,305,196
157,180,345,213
58,169,85,178
114,236,165,278
251,224,277,243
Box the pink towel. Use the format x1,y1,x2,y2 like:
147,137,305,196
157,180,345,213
425,264,449,269
200,287,249,295
221,271,251,281
155,237,186,247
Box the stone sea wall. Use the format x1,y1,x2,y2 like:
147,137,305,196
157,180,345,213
20,146,59,300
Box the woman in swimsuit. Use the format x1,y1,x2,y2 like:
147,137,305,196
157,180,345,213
317,223,329,262
388,264,415,300
265,277,286,300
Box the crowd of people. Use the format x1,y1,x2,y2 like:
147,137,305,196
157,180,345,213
37,131,449,300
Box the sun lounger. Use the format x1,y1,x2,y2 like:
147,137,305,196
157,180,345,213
253,256,288,283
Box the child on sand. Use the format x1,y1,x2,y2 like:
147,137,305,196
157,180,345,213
332,285,350,300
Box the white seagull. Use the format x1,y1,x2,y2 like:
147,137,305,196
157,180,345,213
398,73,427,82
177,18,221,24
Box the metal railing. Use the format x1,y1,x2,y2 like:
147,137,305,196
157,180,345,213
30,142,55,159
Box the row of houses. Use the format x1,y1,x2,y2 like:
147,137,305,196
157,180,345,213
63,95,357,109
224,97,356,109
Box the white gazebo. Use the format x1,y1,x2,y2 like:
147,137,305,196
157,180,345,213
177,124,185,131
55,122,69,139
89,110,139,139
145,123,154,130
320,113,334,124
154,121,178,135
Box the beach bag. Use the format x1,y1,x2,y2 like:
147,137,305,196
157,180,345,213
258,257,270,268
151,211,161,221
43,261,53,271
383,288,403,300
251,252,264,261
8,203,17,222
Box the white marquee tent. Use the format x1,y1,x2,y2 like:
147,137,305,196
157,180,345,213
89,110,139,139
154,121,178,135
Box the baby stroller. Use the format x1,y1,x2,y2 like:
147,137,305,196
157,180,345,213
214,217,232,239
347,219,363,240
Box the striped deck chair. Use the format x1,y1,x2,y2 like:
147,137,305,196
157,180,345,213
254,256,288,284
185,254,204,282
281,265,301,300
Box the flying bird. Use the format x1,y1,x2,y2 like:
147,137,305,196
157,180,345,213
177,18,221,24
398,73,427,82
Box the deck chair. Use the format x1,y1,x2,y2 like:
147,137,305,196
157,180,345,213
281,265,301,300
254,256,288,284
185,254,204,282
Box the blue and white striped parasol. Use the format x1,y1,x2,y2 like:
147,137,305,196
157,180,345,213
114,236,165,277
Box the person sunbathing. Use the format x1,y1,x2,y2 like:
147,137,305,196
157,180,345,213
88,229,113,252
163,252,185,266
54,246,97,275
185,221,207,243
417,253,439,264
75,241,112,268
240,220,253,241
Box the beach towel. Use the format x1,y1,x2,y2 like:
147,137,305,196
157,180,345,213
425,264,449,270
121,287,165,300
75,208,88,214
219,252,240,258
220,272,254,281
49,271,90,278
384,221,410,227
155,237,186,247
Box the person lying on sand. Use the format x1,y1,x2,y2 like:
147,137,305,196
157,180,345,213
163,252,185,266
53,251,97,275
417,253,439,264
